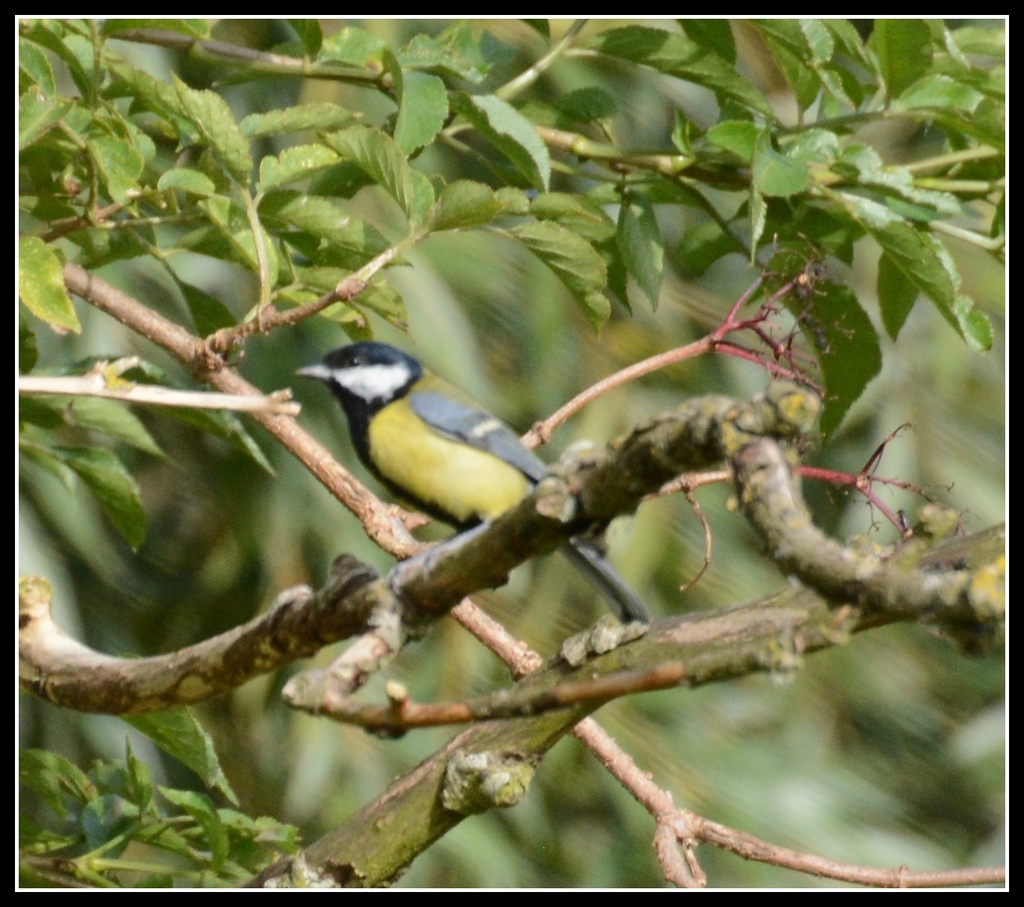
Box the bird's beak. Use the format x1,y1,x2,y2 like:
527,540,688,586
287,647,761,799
296,364,331,381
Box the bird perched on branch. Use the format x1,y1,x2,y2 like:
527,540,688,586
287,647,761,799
298,342,649,623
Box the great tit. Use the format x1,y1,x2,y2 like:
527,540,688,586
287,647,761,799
298,342,649,623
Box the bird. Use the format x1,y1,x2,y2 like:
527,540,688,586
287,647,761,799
297,341,649,623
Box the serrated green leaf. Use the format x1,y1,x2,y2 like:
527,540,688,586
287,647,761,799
512,220,609,328
19,37,56,94
955,299,993,351
800,18,835,63
124,711,238,804
386,50,449,156
895,73,984,113
678,19,736,63
589,25,772,117
750,20,821,111
157,167,216,197
18,91,72,151
531,192,616,242
54,445,147,548
19,236,80,333
241,103,353,138
172,75,252,185
862,220,988,348
451,93,551,190
752,131,808,198
808,283,882,437
398,22,498,83
260,191,392,261
88,134,144,205
257,144,340,192
431,180,505,231
323,124,421,219
480,190,521,219
821,19,872,69
869,19,933,99
617,194,663,308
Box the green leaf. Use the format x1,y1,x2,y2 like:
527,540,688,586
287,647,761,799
750,20,821,112
59,397,163,456
531,192,616,243
752,130,808,198
386,51,449,156
450,93,551,190
102,19,208,38
807,283,882,437
157,167,216,197
288,19,323,56
88,134,144,205
862,219,990,350
241,103,353,138
512,220,610,329
318,25,385,66
589,25,772,117
19,91,72,151
160,788,230,871
19,36,56,93
431,180,506,231
54,445,148,548
706,120,759,161
398,22,502,83
616,194,663,308
196,196,279,284
172,75,253,185
124,710,238,805
869,19,933,99
20,749,97,817
678,19,736,64
19,236,80,334
260,191,392,259
895,73,984,114
323,124,422,219
552,86,617,123
877,250,919,340
177,280,237,335
257,144,340,192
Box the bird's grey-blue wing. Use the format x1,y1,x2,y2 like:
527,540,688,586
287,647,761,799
409,390,544,482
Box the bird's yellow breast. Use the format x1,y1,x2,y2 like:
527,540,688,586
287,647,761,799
367,399,532,524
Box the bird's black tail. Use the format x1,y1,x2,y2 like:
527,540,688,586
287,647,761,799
560,538,650,623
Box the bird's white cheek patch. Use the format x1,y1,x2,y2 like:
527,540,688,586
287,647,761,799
335,363,411,403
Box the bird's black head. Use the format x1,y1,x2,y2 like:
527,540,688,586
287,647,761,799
299,342,422,408
297,342,424,458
